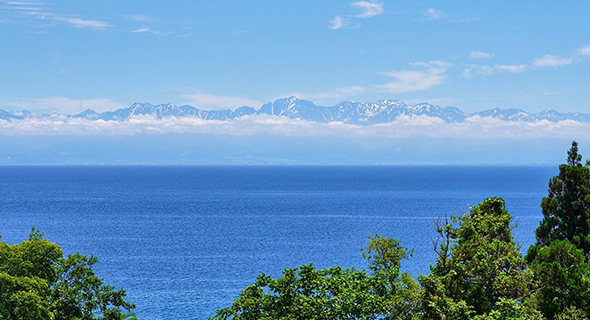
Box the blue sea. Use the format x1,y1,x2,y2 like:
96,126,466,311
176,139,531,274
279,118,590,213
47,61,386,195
0,166,556,319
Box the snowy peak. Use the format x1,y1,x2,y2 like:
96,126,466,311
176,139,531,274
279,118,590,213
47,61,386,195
2,97,590,124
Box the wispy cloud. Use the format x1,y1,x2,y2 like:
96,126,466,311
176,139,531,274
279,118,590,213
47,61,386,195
378,61,450,93
4,3,41,11
329,1,383,29
2,0,42,8
5,1,42,4
470,51,494,59
180,94,264,110
121,14,152,23
3,97,126,114
462,65,494,78
1,1,112,29
130,27,150,33
351,1,384,18
329,16,347,29
52,15,112,29
122,14,155,33
532,54,573,68
578,45,590,57
23,10,112,29
420,8,446,21
465,51,577,78
495,64,528,73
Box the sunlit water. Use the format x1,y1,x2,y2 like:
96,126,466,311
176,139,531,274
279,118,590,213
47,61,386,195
0,166,556,319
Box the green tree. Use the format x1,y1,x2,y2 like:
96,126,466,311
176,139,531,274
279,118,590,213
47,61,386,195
525,240,590,320
210,235,421,320
535,141,590,254
472,298,544,320
0,228,136,320
421,197,528,318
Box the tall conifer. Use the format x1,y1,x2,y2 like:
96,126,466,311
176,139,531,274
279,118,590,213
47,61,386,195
535,141,590,254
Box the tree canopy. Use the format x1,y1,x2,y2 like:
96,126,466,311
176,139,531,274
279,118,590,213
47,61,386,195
421,197,528,318
535,141,590,254
209,234,421,320
0,228,136,320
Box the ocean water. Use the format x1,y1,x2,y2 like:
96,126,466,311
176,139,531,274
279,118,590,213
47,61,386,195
0,166,556,319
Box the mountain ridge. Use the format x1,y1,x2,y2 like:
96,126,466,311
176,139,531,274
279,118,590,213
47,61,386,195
1,97,589,124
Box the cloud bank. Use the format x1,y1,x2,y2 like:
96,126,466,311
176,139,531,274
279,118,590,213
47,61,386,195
0,114,587,140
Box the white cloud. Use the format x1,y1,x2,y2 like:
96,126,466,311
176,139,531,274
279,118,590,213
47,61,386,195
531,54,573,68
130,27,150,33
495,64,527,73
462,65,494,78
329,1,382,29
351,1,384,18
180,94,263,110
5,1,42,5
466,53,574,78
3,97,126,114
410,61,451,69
121,14,152,22
56,16,111,28
1,1,43,9
0,114,588,140
578,45,590,57
420,8,446,20
6,5,40,11
470,51,494,59
329,16,346,29
26,11,112,29
378,61,449,93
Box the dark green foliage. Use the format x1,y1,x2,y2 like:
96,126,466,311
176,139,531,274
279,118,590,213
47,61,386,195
536,141,590,254
526,141,590,319
472,298,544,320
0,228,136,320
526,240,590,320
555,306,589,320
421,197,528,318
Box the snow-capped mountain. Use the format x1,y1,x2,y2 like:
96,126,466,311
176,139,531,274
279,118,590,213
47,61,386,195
0,109,31,121
1,96,589,124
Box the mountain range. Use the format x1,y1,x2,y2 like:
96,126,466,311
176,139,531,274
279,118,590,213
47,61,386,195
1,96,589,124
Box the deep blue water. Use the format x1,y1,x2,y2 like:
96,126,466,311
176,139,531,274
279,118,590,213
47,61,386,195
0,166,556,319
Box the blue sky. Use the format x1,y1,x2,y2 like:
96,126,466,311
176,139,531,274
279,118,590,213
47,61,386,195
2,0,589,115
1,1,590,164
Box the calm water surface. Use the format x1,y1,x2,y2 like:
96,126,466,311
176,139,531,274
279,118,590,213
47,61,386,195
0,166,556,319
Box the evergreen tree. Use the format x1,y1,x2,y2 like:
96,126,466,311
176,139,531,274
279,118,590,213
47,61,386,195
526,240,590,319
535,141,590,254
421,197,528,318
